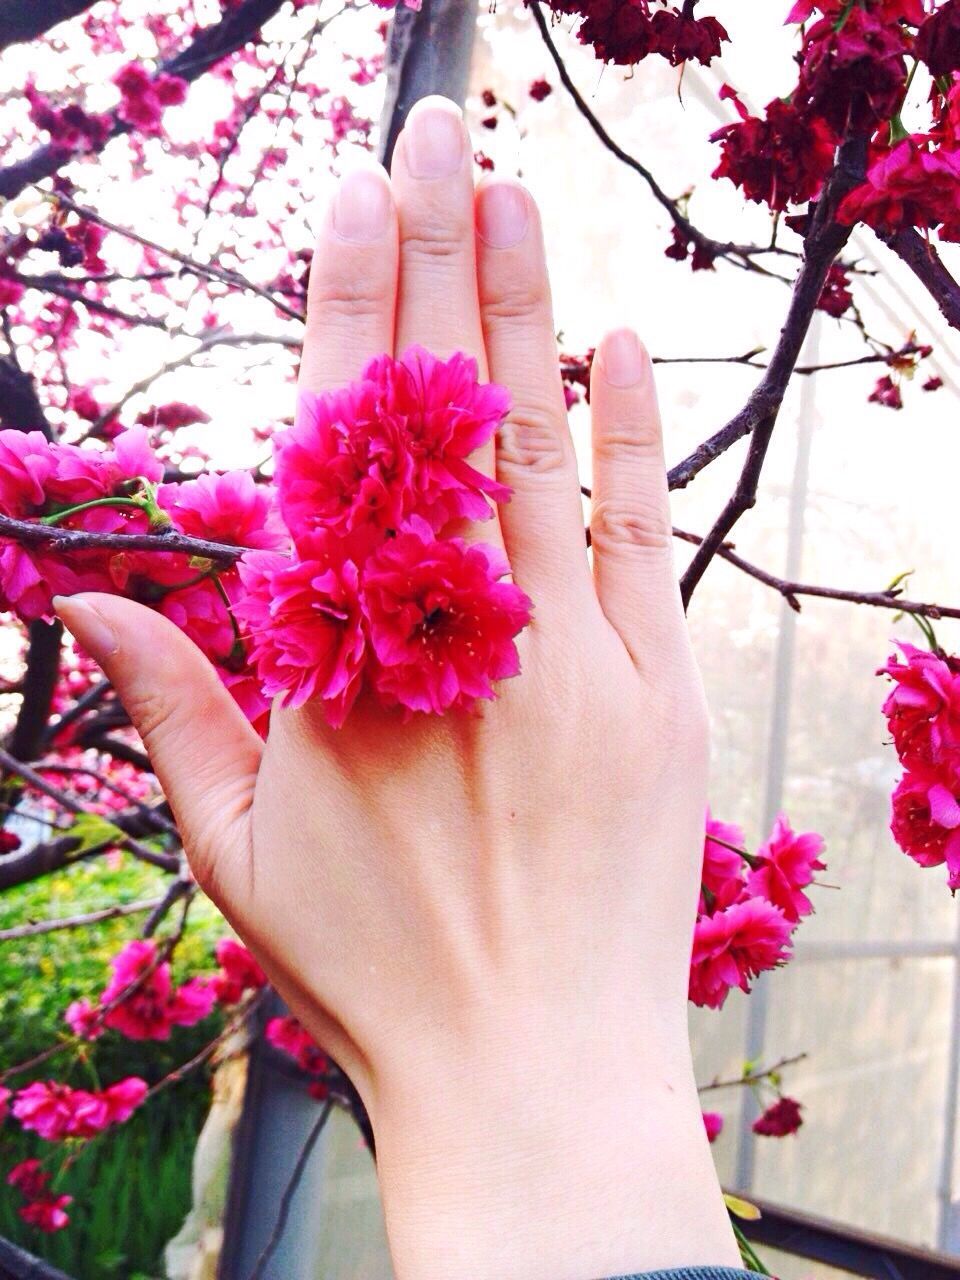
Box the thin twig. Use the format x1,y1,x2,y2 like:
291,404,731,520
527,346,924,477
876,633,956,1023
699,1052,807,1093
249,1100,334,1280
0,896,165,941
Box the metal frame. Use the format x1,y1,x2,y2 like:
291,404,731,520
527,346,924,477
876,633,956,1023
737,1193,960,1279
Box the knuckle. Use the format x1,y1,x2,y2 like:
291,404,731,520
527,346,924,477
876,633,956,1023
497,407,571,475
481,282,549,328
590,499,672,553
402,220,469,263
308,275,390,324
593,418,662,463
124,686,178,749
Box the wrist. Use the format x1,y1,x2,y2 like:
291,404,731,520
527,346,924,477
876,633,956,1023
369,1019,740,1280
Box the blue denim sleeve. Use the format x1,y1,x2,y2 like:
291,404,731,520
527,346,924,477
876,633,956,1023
606,1269,768,1280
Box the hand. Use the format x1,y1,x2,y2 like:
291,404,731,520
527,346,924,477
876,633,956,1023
56,96,740,1279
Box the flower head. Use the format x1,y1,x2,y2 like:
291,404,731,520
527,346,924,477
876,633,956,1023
746,814,826,924
362,517,532,715
753,1096,803,1137
235,538,366,723
689,897,792,1009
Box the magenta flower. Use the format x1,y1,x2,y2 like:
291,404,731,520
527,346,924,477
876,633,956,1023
702,1111,724,1143
752,1096,804,1137
158,470,287,549
702,811,747,902
19,1194,72,1233
212,938,267,1005
0,430,57,517
97,939,216,1041
274,348,510,552
235,538,366,724
879,642,960,772
746,814,826,925
362,517,532,715
689,897,792,1010
362,346,511,530
891,769,960,887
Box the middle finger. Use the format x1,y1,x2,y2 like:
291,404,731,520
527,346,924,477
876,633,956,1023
391,96,502,543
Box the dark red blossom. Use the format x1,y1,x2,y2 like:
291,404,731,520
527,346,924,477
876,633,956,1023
712,97,836,211
816,263,853,317
530,78,553,101
796,8,909,135
647,7,728,66
917,0,960,78
753,1096,803,1137
868,374,902,409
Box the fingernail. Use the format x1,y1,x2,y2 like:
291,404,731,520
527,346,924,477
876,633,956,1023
477,182,529,249
332,168,391,243
403,98,465,179
53,595,118,663
600,329,648,388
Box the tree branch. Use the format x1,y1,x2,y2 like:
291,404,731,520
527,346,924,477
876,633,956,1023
0,896,165,942
672,528,960,620
0,0,97,52
528,0,788,278
0,0,292,201
880,226,960,332
678,135,868,603
0,512,243,565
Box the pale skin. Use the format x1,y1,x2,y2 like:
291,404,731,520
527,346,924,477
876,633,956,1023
55,97,742,1278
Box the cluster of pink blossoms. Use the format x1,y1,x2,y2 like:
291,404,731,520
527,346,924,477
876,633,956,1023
0,349,531,730
689,811,826,1009
6,1159,72,1234
237,347,531,723
65,936,266,1041
880,642,960,888
701,1094,804,1145
265,1015,331,1099
9,1077,148,1143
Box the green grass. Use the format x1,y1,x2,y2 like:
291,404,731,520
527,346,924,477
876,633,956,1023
0,1090,206,1278
1,855,230,1277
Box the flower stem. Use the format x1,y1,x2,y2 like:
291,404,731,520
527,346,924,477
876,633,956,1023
40,496,143,526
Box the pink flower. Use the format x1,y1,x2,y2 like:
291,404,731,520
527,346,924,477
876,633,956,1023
868,373,902,410
362,347,511,530
753,1096,803,1137
275,379,414,552
218,665,272,738
689,897,792,1009
99,1076,148,1126
274,348,510,551
0,430,57,517
159,580,236,665
880,643,960,771
265,1015,329,1075
235,538,366,724
746,814,826,924
702,1111,724,1143
12,1082,81,1141
891,768,960,887
213,938,267,1004
158,471,286,549
65,998,103,1041
7,1159,49,1198
99,940,215,1040
711,96,836,212
702,812,747,902
19,1193,72,1232
362,517,532,715
0,1085,10,1123
46,428,163,505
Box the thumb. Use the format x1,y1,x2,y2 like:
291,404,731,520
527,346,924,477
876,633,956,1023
54,592,263,909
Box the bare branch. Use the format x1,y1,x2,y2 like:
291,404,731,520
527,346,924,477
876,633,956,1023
678,135,868,602
0,0,293,201
0,896,166,942
0,511,243,565
672,528,960,620
0,0,98,51
881,226,960,332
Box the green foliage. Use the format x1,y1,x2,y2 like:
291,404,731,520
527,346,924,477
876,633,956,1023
0,1089,206,1278
1,856,231,1273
